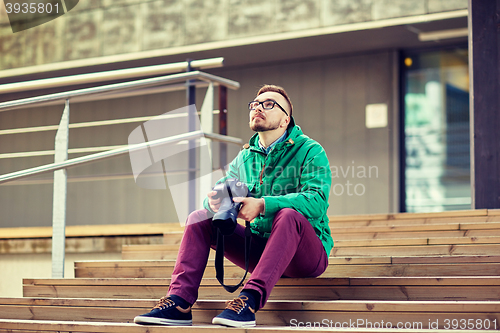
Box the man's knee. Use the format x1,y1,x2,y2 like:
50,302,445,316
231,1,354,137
274,208,305,220
185,209,212,227
272,208,308,230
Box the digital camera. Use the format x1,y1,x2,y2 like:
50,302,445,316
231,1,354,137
211,178,249,235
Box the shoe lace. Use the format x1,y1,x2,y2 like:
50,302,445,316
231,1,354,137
225,295,248,314
153,296,175,310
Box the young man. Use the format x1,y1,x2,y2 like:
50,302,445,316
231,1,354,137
134,84,333,327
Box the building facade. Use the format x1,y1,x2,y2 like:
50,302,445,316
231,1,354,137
0,0,469,228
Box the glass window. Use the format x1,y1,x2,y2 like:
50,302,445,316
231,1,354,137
403,47,470,212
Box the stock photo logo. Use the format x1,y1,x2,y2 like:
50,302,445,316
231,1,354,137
4,0,78,32
127,105,224,225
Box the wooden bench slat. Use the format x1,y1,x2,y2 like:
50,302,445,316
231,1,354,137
390,209,489,220
0,223,184,239
333,230,463,240
328,214,391,222
328,216,500,228
121,243,500,260
331,244,500,257
75,257,391,268
2,318,499,333
22,284,500,301
392,255,500,264
23,276,500,287
77,255,500,268
427,236,500,245
321,263,500,277
487,209,500,215
333,238,428,247
460,222,500,230
4,298,500,312
335,236,500,247
2,298,499,328
332,229,500,240
75,262,500,279
329,224,461,233
327,209,489,223
0,209,496,240
159,229,500,245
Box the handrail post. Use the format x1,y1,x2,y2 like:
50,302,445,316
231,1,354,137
186,60,196,213
52,99,70,278
219,85,228,169
199,83,214,208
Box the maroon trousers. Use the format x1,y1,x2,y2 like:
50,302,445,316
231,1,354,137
167,208,328,309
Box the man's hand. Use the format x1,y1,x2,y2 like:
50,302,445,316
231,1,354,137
232,197,265,221
207,191,221,212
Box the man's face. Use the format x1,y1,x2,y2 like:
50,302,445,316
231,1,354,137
249,91,290,132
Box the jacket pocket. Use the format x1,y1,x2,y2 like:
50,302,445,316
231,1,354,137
271,177,299,195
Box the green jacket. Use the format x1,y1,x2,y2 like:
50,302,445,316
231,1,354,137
204,117,333,255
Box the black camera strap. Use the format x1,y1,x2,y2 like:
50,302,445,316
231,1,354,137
215,220,251,293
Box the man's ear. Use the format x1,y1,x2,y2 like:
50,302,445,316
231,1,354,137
281,116,290,128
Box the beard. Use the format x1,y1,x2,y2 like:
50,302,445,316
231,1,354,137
250,117,281,132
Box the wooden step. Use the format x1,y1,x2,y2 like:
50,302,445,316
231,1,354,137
76,259,256,279
0,223,184,239
162,231,183,244
328,215,500,228
157,225,500,252
335,235,500,247
3,318,499,333
121,244,216,260
328,229,500,240
122,242,500,260
162,229,500,249
151,215,500,259
160,221,500,239
155,212,500,247
22,277,500,301
327,209,491,222
330,244,500,257
75,256,500,278
329,222,500,234
1,298,499,328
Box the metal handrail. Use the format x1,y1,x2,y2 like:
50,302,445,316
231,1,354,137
0,71,240,112
0,62,241,278
0,131,242,185
5,81,213,110
0,109,220,136
0,57,224,94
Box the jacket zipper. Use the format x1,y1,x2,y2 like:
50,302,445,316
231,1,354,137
257,140,290,185
259,163,266,185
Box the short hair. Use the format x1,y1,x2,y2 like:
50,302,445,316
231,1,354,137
256,84,293,118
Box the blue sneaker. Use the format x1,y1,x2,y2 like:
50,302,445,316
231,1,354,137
212,295,256,327
134,296,192,326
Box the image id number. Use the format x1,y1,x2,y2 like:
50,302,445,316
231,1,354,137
444,319,497,330
5,2,60,14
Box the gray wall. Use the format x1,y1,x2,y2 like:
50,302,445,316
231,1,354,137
212,51,396,216
0,50,396,227
0,0,466,70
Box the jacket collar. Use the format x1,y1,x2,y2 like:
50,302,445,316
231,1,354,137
247,116,304,150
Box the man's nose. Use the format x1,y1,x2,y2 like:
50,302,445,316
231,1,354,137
254,103,264,112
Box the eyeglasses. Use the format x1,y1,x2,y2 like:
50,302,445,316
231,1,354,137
248,100,288,116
